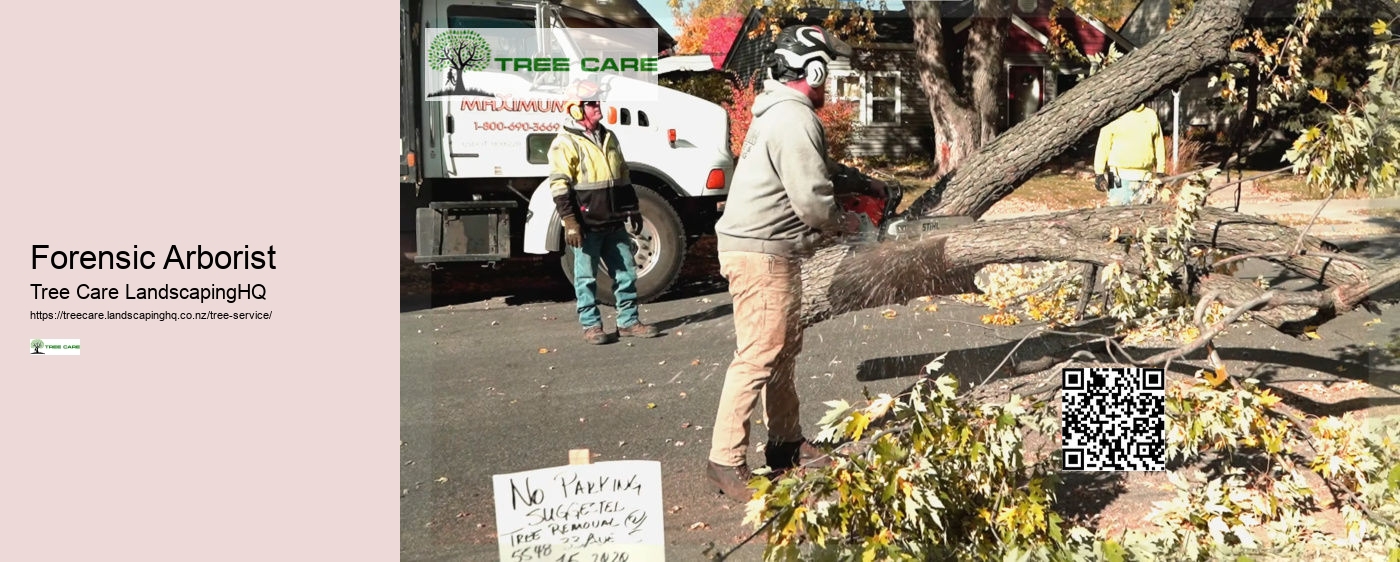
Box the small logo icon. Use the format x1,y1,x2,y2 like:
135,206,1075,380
428,29,492,96
30,338,80,356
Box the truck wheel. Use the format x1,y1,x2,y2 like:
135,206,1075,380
560,185,685,305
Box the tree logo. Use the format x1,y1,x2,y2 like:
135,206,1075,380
30,339,44,354
428,29,492,96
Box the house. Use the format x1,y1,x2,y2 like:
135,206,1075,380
721,1,1134,159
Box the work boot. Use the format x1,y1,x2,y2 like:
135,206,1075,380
617,322,660,338
765,439,831,473
705,461,755,500
582,325,609,345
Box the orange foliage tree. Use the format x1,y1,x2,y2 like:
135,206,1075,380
724,81,859,161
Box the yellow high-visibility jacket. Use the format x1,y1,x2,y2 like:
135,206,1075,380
547,124,638,228
1094,106,1166,175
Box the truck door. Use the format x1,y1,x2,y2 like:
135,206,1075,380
401,0,419,185
422,0,573,180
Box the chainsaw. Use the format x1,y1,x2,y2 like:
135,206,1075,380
837,179,975,245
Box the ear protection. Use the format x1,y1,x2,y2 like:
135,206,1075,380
567,101,584,121
804,60,828,88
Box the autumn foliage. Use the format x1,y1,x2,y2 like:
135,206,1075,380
724,80,860,161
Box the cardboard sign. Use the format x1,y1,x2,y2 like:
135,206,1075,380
492,460,664,562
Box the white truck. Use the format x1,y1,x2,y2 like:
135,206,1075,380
400,0,734,302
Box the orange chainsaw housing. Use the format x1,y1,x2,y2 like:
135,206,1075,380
840,193,888,227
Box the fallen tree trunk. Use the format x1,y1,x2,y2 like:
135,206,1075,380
902,0,1256,220
799,205,1394,328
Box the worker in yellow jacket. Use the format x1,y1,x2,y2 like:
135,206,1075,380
549,79,660,345
1094,104,1166,205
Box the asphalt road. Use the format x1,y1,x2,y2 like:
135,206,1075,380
401,235,1400,561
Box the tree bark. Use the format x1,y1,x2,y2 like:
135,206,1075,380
910,0,1004,173
905,0,1258,219
798,205,1391,328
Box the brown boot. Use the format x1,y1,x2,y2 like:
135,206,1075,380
765,439,830,473
617,322,660,338
705,461,755,500
582,325,609,345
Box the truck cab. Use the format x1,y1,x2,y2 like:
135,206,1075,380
401,0,733,303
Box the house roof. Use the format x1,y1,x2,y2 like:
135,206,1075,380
721,3,1133,82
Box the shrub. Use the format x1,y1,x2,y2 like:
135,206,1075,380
1163,135,1205,175
724,81,860,161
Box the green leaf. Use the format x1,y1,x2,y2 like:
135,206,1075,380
1103,539,1125,562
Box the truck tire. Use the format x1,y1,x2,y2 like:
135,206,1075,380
560,185,685,305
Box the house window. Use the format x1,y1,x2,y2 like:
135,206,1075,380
867,73,900,125
831,71,901,125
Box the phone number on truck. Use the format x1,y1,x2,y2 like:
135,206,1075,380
473,121,561,132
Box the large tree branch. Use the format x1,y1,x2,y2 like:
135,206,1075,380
904,0,1258,219
798,205,1391,328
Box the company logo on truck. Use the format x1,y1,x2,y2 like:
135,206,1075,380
427,29,493,97
424,28,659,101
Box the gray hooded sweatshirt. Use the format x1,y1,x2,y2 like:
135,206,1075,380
715,80,865,257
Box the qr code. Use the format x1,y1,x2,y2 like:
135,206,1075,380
1060,367,1166,471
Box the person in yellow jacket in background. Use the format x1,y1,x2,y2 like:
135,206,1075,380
1094,104,1166,205
549,79,660,345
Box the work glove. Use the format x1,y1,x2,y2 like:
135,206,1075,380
626,213,643,235
1094,174,1108,192
561,215,583,248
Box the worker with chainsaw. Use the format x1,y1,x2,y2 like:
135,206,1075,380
1094,104,1166,205
549,78,660,345
706,24,886,499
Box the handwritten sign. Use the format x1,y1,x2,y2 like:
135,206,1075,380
492,460,665,562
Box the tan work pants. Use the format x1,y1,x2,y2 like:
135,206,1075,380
708,251,804,467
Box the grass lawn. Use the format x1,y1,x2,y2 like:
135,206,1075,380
869,156,1394,218
1353,207,1400,220
883,167,1104,212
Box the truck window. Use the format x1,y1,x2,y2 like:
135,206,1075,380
527,134,554,164
446,5,569,90
447,6,533,29
619,108,630,126
637,111,649,127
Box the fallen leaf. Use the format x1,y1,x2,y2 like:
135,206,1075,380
924,304,939,312
881,308,898,319
647,403,657,409
658,360,666,366
538,348,550,354
436,477,448,483
669,505,684,514
1303,326,1321,340
678,392,688,398
681,422,692,428
688,522,710,531
674,441,685,447
690,359,701,366
1363,318,1383,327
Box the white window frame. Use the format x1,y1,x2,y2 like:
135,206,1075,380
829,70,902,126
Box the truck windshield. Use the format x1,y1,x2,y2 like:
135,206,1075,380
447,6,532,29
446,4,570,89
